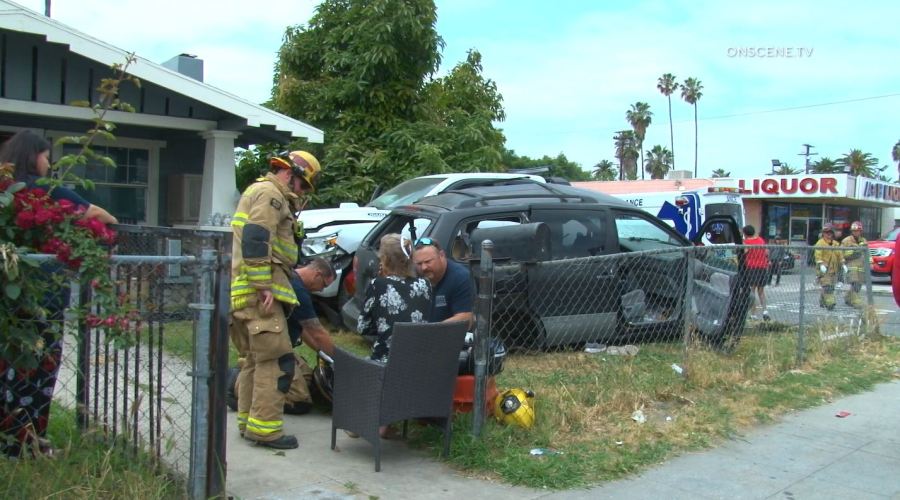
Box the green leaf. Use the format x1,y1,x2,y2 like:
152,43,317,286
4,283,21,300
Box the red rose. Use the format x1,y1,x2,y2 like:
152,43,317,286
57,199,76,213
34,207,55,226
15,210,35,229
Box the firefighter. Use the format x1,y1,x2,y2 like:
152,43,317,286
229,150,321,449
841,221,868,308
814,224,845,311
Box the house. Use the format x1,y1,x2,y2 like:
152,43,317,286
0,0,323,226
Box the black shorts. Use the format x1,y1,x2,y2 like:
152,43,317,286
746,267,770,288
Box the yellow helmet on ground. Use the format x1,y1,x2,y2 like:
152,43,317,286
493,388,535,429
269,150,322,191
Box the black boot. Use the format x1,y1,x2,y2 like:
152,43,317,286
252,434,298,449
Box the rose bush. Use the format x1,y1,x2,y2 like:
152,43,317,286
0,164,138,367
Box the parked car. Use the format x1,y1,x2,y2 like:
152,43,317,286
298,173,546,325
341,183,750,350
869,227,898,280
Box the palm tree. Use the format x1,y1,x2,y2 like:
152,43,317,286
773,163,802,175
613,130,639,180
626,102,652,180
710,168,731,178
810,157,840,174
591,160,617,181
836,149,879,177
893,140,900,179
657,73,678,170
680,77,703,178
644,145,673,179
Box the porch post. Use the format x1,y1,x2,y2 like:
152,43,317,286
198,130,241,225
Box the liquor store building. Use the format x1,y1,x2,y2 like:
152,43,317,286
735,174,900,246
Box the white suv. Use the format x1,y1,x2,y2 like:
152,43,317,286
299,173,545,323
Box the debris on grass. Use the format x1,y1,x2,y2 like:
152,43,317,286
631,409,646,424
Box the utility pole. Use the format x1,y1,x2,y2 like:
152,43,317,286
798,144,817,174
44,1,51,17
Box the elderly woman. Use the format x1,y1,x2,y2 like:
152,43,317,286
358,233,433,363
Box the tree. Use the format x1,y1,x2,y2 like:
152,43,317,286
591,160,617,181
271,0,507,205
626,102,652,180
710,168,731,178
773,162,802,175
810,157,840,174
644,145,673,179
657,73,678,170
893,140,900,179
613,130,638,180
680,77,703,178
502,150,591,181
836,149,879,177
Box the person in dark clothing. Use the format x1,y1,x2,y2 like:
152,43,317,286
0,130,117,457
412,238,474,328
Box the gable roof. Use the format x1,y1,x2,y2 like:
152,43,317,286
0,0,323,142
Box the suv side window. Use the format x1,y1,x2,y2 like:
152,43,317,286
531,208,609,259
613,211,684,251
365,213,433,249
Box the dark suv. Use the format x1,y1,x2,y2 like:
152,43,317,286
341,183,749,349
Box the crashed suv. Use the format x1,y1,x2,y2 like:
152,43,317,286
298,173,544,324
342,183,750,349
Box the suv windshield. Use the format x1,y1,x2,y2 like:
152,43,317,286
883,228,900,241
368,177,444,210
706,202,744,228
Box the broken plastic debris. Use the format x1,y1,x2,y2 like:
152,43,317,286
607,345,639,356
631,410,646,424
671,363,684,375
615,440,624,446
665,416,673,422
835,410,851,418
530,448,563,456
584,342,607,354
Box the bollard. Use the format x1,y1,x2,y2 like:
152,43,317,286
472,240,494,437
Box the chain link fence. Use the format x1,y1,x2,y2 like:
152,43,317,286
10,226,231,498
470,242,881,430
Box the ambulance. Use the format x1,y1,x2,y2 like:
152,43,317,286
572,179,746,240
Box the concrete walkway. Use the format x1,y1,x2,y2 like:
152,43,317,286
225,380,900,499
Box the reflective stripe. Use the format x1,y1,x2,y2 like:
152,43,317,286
232,212,248,228
272,238,298,262
237,412,248,425
247,417,282,435
272,284,299,305
231,296,253,310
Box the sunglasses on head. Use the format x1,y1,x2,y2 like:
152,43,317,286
413,237,435,249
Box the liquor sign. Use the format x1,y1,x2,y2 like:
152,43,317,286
737,174,850,199
856,178,900,206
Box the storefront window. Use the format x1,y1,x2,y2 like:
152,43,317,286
764,204,790,242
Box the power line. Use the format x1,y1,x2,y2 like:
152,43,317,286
697,92,900,122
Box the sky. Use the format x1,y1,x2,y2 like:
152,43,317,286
15,0,900,179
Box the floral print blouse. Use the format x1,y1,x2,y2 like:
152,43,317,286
358,275,433,363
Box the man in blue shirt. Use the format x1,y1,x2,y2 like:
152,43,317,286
413,238,474,328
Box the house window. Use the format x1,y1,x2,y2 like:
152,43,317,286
62,144,149,224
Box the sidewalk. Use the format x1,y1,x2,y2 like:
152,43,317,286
225,380,900,499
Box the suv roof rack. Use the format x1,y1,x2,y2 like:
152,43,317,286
449,183,596,208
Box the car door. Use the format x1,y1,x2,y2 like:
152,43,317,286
689,215,750,350
527,207,619,347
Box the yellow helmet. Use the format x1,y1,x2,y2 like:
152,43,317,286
493,388,535,429
269,150,322,191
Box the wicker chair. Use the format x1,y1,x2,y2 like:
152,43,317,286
330,321,468,471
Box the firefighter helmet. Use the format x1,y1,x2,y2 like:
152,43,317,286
269,150,322,191
850,221,863,231
493,388,535,429
822,224,835,234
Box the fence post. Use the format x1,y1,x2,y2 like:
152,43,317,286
861,243,877,336
207,249,230,499
796,246,808,366
472,240,494,438
682,248,694,374
75,278,91,430
188,248,215,500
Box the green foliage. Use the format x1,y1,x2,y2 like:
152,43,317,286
644,145,673,179
271,0,511,206
613,130,639,180
710,168,731,178
502,150,591,181
591,160,617,181
810,157,841,174
836,149,879,178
